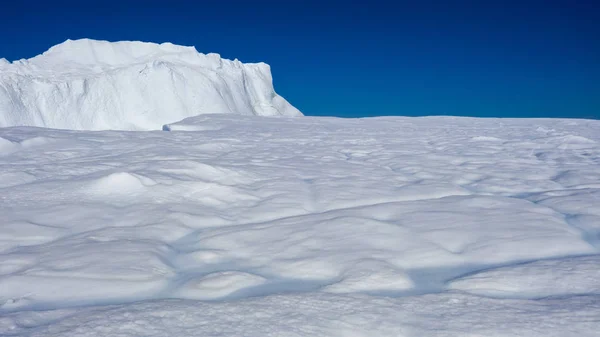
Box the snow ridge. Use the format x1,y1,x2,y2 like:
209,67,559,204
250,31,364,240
0,39,302,130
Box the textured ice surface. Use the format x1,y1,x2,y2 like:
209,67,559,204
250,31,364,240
0,39,301,131
1,115,599,336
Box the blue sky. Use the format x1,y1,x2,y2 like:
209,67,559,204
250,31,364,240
1,0,598,119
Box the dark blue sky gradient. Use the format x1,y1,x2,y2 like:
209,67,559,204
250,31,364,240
1,0,598,119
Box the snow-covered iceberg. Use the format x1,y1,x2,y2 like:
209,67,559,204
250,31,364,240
0,39,302,130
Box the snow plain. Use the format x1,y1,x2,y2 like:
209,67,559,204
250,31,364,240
0,39,302,131
0,114,599,336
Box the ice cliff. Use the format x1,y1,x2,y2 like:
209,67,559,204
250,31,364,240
0,39,302,130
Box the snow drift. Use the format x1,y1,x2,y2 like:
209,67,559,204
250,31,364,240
1,115,600,336
0,39,302,130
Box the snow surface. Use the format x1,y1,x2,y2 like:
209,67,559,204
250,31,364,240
0,39,302,131
1,114,599,336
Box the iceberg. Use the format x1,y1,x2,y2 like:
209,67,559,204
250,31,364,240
0,39,302,130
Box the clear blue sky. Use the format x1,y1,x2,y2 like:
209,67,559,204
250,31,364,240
1,0,598,119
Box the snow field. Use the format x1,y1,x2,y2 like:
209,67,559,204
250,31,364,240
0,114,599,336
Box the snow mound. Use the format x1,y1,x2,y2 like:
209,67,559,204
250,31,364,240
323,260,415,293
556,135,597,149
0,136,16,154
176,271,268,300
0,136,54,156
449,255,600,298
86,172,157,196
470,136,504,142
0,39,302,131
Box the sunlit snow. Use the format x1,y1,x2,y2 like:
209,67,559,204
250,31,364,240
0,39,302,131
1,114,599,336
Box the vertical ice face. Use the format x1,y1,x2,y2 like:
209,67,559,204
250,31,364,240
0,39,302,130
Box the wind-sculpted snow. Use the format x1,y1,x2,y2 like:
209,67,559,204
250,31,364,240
0,39,302,131
0,115,599,336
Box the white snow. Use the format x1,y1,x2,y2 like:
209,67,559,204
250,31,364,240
0,39,302,131
0,114,599,336
448,255,600,298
